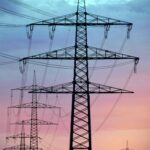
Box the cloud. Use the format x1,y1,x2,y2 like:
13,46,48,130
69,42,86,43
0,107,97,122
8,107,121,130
127,0,150,15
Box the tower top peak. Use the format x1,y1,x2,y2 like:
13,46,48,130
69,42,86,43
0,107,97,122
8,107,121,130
77,0,86,12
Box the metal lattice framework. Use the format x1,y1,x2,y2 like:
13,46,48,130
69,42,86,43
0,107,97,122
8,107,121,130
18,0,139,150
4,121,29,150
121,141,133,150
6,72,60,150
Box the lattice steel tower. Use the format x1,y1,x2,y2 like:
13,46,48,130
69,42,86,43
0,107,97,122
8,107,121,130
20,0,139,150
4,72,60,150
121,141,133,150
4,121,30,150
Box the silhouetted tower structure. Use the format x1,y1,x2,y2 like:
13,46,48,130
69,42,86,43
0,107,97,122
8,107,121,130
121,141,133,150
4,121,30,150
20,0,139,150
6,71,60,150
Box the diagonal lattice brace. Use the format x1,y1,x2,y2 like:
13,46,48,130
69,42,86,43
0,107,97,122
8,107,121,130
29,81,134,94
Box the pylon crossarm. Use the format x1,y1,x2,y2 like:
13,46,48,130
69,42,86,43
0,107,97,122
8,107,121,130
89,82,133,93
88,46,139,62
36,120,58,125
3,145,30,150
6,134,30,139
87,13,132,26
35,102,60,109
19,46,75,62
29,81,133,94
11,85,45,91
13,119,58,126
26,13,76,26
30,82,73,93
19,46,139,64
26,12,132,27
8,102,33,109
8,102,60,109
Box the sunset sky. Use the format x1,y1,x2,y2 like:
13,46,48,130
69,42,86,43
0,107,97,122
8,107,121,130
0,0,150,150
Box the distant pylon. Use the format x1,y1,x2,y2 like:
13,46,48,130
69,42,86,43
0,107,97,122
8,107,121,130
121,141,133,150
4,121,30,150
6,71,60,150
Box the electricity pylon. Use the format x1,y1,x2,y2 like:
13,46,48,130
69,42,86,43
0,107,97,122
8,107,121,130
121,141,133,150
19,0,139,150
5,71,60,150
4,121,30,150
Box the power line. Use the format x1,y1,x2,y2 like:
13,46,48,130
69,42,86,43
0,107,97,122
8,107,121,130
0,52,18,60
91,36,128,107
0,6,41,21
0,60,17,65
0,23,25,28
7,0,55,17
93,67,134,135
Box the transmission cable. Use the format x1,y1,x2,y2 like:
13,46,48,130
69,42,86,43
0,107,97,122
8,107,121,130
45,96,61,150
91,36,128,107
0,23,25,28
38,28,71,148
93,66,134,135
104,37,128,84
7,0,55,17
89,37,106,78
38,26,56,132
0,6,41,21
0,52,18,60
13,32,33,134
91,36,133,134
40,95,60,143
0,60,18,65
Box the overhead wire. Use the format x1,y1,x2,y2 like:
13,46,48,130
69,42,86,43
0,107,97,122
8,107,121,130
91,36,128,107
91,35,135,134
45,96,61,150
93,66,134,134
7,0,55,17
0,23,25,28
51,28,73,137
0,51,18,60
104,37,128,84
0,6,41,21
0,0,56,28
39,28,71,149
0,60,17,65
13,29,33,134
40,139,60,150
40,95,60,147
89,37,106,78
38,26,56,132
